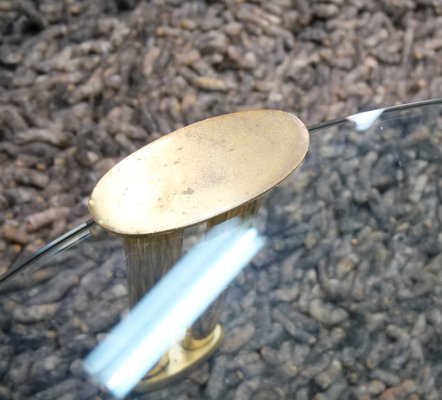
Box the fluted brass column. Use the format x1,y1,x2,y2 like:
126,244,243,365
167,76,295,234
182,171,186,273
122,231,184,375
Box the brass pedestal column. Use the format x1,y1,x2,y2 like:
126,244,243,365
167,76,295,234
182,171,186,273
88,110,309,391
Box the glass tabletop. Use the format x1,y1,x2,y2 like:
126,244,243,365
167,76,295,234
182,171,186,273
0,99,441,400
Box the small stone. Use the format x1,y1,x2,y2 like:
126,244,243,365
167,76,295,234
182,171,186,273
223,323,255,353
224,22,242,36
175,49,201,66
233,378,260,400
95,158,117,176
188,363,210,385
379,380,417,400
309,298,348,326
194,76,229,91
13,303,59,323
272,309,316,344
15,128,69,147
14,168,49,189
260,346,280,365
29,270,79,304
314,360,343,389
2,223,29,245
142,47,161,77
206,355,227,399
7,351,32,385
180,19,197,30
280,362,299,378
366,380,386,396
25,207,70,233
69,359,85,378
271,286,299,302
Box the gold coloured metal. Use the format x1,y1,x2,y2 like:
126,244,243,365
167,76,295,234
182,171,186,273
123,231,183,307
89,110,309,236
88,110,309,392
134,325,224,394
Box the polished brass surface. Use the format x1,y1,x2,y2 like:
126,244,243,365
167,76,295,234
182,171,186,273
181,328,218,351
146,353,169,377
89,110,309,236
135,325,224,393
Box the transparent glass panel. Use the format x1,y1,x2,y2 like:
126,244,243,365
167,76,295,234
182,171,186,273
0,99,441,399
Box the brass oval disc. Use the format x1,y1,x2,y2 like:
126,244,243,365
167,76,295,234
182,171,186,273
89,110,309,236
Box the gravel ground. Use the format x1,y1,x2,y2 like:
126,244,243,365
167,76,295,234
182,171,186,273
0,104,441,400
0,1,442,399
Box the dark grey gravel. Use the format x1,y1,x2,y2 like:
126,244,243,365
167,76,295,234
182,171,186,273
0,0,442,399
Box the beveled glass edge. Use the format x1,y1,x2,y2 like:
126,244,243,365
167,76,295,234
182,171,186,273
308,97,442,132
0,219,97,287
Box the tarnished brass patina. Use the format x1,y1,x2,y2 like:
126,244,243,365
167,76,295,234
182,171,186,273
89,110,308,235
89,110,309,392
135,326,224,393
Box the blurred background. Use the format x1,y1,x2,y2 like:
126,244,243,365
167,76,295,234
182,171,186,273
1,0,441,270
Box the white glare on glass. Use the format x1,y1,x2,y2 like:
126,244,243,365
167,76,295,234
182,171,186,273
83,219,264,398
347,109,384,131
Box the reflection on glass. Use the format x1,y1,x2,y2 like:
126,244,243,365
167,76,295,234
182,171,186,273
84,219,264,398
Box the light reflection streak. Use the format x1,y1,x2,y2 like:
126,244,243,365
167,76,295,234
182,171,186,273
83,219,264,398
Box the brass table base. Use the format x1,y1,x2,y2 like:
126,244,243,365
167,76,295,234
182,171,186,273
88,110,308,392
134,325,224,393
